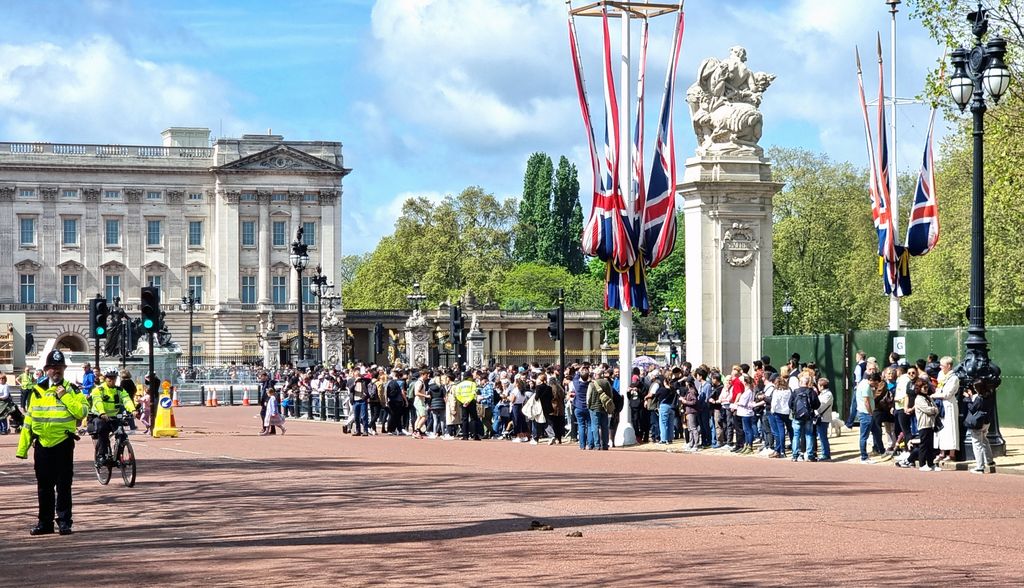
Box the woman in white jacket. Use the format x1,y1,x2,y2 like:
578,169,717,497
931,356,960,463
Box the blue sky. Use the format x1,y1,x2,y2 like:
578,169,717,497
0,0,947,255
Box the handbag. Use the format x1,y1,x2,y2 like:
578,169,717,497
933,415,943,432
269,414,286,426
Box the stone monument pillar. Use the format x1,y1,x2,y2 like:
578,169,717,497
262,310,281,370
680,46,783,369
321,307,346,369
404,310,432,368
466,313,485,369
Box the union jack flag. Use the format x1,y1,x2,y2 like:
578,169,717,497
580,7,635,271
875,44,900,294
642,8,684,269
906,107,939,256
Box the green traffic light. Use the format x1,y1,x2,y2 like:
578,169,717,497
142,319,154,329
96,327,105,336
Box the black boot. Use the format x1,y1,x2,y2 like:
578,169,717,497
30,524,54,536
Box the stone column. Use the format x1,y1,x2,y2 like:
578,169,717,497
321,307,346,369
263,331,281,370
0,186,15,302
678,155,783,369
82,188,101,299
467,326,485,369
214,188,240,304
257,191,271,305
288,192,301,305
40,188,58,302
525,328,535,362
166,190,186,299
318,189,339,283
403,310,432,368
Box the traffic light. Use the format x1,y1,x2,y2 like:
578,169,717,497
547,308,563,341
89,296,109,338
373,322,384,355
670,344,679,362
140,287,160,332
449,305,464,346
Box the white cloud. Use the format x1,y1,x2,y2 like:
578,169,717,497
368,0,579,151
0,35,243,143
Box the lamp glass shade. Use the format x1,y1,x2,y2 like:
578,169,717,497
781,301,794,314
983,64,1010,101
948,73,973,108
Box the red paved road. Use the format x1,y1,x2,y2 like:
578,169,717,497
1,406,1022,586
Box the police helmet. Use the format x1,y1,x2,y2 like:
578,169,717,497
104,369,119,379
44,349,67,368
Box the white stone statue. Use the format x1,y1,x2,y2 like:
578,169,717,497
469,312,480,333
266,309,276,333
687,46,775,157
322,306,344,328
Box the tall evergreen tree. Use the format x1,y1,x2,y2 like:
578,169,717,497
567,201,585,274
545,156,583,270
513,153,553,263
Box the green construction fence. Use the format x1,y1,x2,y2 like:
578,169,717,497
762,326,1024,428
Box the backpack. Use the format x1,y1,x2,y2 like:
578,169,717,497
792,390,813,420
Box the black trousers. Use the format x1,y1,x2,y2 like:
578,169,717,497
386,402,405,433
93,418,113,460
461,399,481,439
35,438,75,528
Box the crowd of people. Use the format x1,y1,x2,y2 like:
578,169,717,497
249,351,997,473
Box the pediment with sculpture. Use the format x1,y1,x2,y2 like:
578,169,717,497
216,145,349,175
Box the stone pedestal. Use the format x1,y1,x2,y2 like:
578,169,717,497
467,328,485,369
656,335,676,366
262,331,281,370
321,309,346,370
678,155,783,369
404,310,432,369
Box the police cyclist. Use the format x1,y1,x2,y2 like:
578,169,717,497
16,349,87,536
90,370,136,467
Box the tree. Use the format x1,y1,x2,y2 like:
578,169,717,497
770,147,886,334
336,253,368,290
343,186,517,309
544,156,585,272
513,153,553,263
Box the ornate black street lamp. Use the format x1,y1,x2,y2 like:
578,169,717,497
180,295,197,379
407,281,426,312
310,264,333,367
289,228,310,370
947,4,1009,456
781,295,794,336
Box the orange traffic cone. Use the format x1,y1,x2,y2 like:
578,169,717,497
172,386,180,407
211,388,219,407
242,386,250,406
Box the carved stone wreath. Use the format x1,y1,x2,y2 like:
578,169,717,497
260,156,302,170
722,222,758,267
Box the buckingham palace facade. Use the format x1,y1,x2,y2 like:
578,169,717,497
0,127,349,365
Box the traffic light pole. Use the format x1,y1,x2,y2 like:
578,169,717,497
558,289,565,371
94,335,100,372
148,331,157,436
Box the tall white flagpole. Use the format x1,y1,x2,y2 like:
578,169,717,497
887,0,901,331
616,7,637,447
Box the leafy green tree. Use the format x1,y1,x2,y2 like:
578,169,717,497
543,156,585,272
343,187,516,309
770,147,886,334
567,199,586,274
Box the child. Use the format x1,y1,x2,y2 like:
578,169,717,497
261,389,286,435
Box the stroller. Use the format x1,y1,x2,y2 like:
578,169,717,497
0,397,24,434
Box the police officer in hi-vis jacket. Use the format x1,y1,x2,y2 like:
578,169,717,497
16,349,87,536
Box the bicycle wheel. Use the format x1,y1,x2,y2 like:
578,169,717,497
95,451,112,485
119,439,136,488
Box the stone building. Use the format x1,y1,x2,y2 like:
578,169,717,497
0,127,348,361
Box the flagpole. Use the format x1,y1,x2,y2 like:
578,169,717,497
887,0,901,331
616,6,637,448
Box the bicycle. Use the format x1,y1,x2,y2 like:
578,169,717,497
94,413,137,487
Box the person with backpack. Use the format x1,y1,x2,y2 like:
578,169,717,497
814,378,834,461
963,386,994,474
587,367,615,450
788,373,819,462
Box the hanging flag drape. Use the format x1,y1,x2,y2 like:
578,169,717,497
855,47,882,234
642,7,684,269
906,105,940,256
875,37,904,297
570,2,682,313
578,7,635,271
